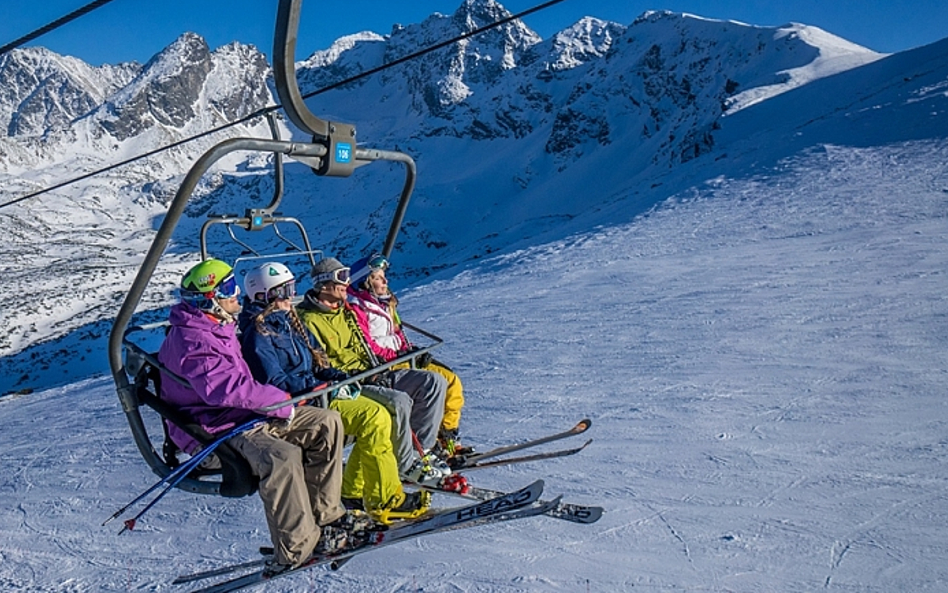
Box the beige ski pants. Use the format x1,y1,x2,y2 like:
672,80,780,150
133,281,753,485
230,406,346,566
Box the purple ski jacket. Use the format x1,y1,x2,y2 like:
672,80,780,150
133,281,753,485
157,302,292,453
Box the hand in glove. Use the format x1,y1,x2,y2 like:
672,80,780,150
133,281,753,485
363,371,393,389
415,351,433,369
315,366,348,382
403,345,432,368
267,395,296,432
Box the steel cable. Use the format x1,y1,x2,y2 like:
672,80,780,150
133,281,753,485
0,0,568,210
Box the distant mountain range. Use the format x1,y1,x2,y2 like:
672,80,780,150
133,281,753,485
1,0,946,394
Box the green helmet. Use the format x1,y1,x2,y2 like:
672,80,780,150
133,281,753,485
180,259,238,307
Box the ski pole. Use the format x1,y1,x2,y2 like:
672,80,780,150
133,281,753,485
104,417,265,532
116,417,265,533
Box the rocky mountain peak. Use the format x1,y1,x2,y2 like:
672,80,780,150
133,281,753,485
449,0,542,64
99,32,213,140
355,0,543,116
204,41,272,122
543,17,626,72
0,47,140,138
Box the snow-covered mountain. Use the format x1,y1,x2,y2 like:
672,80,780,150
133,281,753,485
0,0,946,396
1,3,948,590
0,48,139,139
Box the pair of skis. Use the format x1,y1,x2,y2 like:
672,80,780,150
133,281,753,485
172,418,599,591
405,418,601,525
446,418,592,471
420,418,602,524
174,480,552,592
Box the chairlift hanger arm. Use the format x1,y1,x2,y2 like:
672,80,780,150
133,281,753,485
265,112,286,213
272,0,417,255
274,0,359,178
273,0,330,139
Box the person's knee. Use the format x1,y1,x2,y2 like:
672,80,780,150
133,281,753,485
302,405,343,434
388,389,413,413
429,372,448,391
265,441,302,472
365,404,392,435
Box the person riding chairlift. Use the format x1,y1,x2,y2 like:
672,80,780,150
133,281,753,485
296,257,453,484
156,258,370,576
347,253,471,458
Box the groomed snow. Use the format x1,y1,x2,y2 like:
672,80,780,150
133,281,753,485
2,138,946,592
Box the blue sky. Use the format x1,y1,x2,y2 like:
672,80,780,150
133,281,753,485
3,0,947,65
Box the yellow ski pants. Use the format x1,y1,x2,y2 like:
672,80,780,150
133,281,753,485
391,361,464,432
330,395,404,512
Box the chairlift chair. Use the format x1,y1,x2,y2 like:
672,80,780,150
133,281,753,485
107,0,442,497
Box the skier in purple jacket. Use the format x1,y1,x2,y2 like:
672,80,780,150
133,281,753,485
158,258,373,574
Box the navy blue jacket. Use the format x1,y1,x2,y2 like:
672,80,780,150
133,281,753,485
237,300,346,395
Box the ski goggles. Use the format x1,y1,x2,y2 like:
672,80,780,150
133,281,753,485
213,273,240,299
366,254,389,271
313,266,351,286
181,272,239,303
266,280,296,302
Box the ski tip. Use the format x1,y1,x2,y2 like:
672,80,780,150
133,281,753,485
517,479,545,501
585,507,604,523
563,505,604,524
576,418,592,432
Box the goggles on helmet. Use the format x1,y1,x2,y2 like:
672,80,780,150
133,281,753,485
181,272,239,305
367,254,389,271
314,267,351,286
266,279,297,302
214,274,240,299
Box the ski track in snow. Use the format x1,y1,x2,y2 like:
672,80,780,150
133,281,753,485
2,140,948,591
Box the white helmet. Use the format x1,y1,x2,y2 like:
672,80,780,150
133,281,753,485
244,262,296,304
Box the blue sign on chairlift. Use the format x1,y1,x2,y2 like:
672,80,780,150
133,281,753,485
336,142,353,164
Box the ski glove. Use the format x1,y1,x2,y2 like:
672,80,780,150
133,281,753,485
405,346,432,369
315,367,348,382
268,402,295,432
362,371,394,389
415,352,433,369
331,383,360,401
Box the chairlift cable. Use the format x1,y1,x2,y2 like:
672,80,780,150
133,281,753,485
299,0,568,101
0,0,120,57
0,0,570,211
0,105,278,209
